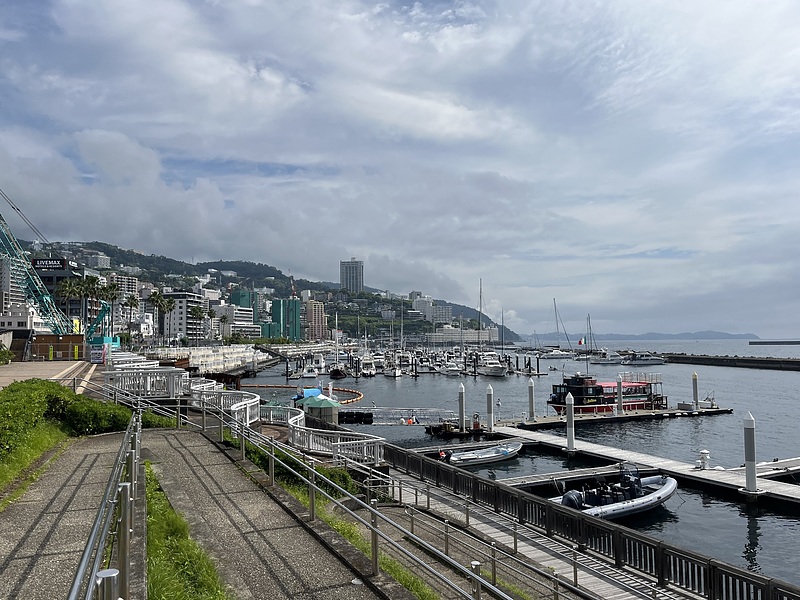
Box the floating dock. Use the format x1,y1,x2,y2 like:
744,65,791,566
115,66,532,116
493,425,800,509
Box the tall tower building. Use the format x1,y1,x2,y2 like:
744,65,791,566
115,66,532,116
339,257,364,293
305,300,326,341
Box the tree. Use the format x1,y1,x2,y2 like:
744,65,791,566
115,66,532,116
189,305,205,346
147,290,166,344
78,276,101,335
99,282,120,337
121,295,139,345
219,314,229,342
55,277,81,331
164,297,176,345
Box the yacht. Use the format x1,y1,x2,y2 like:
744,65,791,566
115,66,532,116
299,364,319,379
360,355,377,377
476,351,507,377
621,352,666,366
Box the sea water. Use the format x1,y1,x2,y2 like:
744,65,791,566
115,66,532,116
251,339,800,585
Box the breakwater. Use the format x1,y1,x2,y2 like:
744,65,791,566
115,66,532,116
662,353,800,371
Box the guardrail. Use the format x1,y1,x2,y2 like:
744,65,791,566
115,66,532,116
67,411,141,600
382,445,800,600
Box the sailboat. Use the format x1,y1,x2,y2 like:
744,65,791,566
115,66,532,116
537,299,574,359
328,314,348,380
475,280,506,377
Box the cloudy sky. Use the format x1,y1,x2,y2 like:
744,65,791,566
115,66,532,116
2,1,799,338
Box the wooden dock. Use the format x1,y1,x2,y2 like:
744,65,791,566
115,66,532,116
493,425,800,507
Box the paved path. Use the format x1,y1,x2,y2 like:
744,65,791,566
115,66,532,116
144,429,385,600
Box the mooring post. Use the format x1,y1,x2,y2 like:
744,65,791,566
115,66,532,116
486,385,494,432
693,372,699,410
565,393,575,453
458,383,466,432
617,375,623,414
744,412,758,493
528,377,535,421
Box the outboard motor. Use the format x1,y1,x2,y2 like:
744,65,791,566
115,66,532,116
561,490,584,510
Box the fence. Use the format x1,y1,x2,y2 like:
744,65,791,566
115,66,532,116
383,445,800,600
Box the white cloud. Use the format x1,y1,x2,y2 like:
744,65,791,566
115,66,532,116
1,0,800,337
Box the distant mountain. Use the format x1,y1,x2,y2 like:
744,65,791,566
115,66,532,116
523,330,759,343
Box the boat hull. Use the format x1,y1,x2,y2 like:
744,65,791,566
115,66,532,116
447,442,523,466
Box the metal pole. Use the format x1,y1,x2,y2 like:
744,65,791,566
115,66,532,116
553,573,560,600
95,568,119,600
513,523,518,554
617,375,623,414
176,396,181,429
573,546,579,586
471,561,482,600
426,483,430,510
410,510,415,535
309,469,316,521
444,519,450,556
240,418,246,461
219,407,224,442
370,499,379,575
528,377,535,420
118,482,132,600
491,542,497,585
202,396,207,431
268,443,275,486
465,500,470,527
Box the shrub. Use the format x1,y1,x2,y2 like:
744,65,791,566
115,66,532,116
64,399,132,435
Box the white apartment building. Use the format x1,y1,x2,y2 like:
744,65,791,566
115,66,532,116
162,291,204,342
215,303,260,338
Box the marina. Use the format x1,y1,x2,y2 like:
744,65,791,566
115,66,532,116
248,338,800,587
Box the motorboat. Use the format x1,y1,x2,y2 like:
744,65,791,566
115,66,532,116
621,352,666,366
538,348,574,360
475,351,507,377
360,355,377,377
550,463,678,519
299,364,319,379
548,371,668,414
439,360,462,376
442,441,523,467
589,348,624,365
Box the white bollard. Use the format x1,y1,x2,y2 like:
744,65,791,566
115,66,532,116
566,393,575,452
528,378,535,421
693,372,699,410
458,383,466,432
486,385,494,432
744,412,758,492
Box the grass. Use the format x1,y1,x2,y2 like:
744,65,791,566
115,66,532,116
145,463,233,600
280,480,439,600
0,420,71,511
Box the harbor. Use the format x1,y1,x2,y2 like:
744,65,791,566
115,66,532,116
244,338,800,587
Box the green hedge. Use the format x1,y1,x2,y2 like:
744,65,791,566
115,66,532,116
63,399,132,436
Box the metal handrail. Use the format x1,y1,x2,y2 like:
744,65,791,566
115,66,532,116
67,411,140,600
382,444,800,600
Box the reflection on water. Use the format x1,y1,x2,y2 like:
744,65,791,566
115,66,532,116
742,505,762,574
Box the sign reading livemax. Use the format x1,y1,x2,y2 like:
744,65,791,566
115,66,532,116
32,258,67,270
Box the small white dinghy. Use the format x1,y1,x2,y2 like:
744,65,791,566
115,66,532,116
550,462,678,520
442,441,523,467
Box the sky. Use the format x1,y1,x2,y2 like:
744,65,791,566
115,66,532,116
2,1,800,339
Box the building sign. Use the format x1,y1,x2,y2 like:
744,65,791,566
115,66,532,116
32,258,67,270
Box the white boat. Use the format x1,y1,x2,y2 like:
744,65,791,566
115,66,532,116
589,348,624,365
622,352,666,366
383,360,402,378
444,442,523,466
311,353,327,374
538,348,574,360
439,360,462,376
476,351,507,377
360,355,377,377
299,364,319,379
550,463,677,520
443,441,523,466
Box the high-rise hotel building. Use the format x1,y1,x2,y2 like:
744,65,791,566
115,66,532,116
339,257,364,293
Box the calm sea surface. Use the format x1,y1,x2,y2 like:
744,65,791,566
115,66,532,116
252,339,800,586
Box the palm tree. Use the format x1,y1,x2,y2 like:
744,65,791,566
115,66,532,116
147,290,166,345
99,282,120,338
164,297,176,345
55,277,81,331
219,314,229,342
189,305,205,346
78,276,101,335
122,295,139,345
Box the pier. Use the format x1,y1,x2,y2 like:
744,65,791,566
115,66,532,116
662,353,800,370
491,425,800,509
